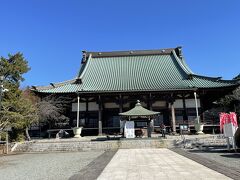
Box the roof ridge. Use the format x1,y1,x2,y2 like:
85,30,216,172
87,47,175,53
32,78,76,91
51,79,76,86
86,48,175,58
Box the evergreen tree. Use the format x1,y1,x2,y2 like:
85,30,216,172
0,53,38,141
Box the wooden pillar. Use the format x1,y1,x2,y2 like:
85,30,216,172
182,94,188,124
86,98,89,126
194,92,200,124
98,95,102,136
77,95,80,128
147,118,152,138
119,94,123,113
149,93,154,132
149,93,153,111
119,94,124,134
170,103,176,133
200,97,204,124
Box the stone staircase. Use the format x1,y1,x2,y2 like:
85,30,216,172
13,138,167,152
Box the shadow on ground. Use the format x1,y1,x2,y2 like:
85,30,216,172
189,146,240,152
220,154,240,158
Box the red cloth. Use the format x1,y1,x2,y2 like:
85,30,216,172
220,112,238,133
220,113,226,133
230,112,238,127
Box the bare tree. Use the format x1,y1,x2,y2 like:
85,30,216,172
37,95,72,129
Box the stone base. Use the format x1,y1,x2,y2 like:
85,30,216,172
196,131,204,135
73,127,82,138
74,134,81,138
194,124,204,135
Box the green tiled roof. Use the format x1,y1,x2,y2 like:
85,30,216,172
35,48,238,93
119,101,160,118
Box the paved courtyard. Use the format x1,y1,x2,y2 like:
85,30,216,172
0,148,237,180
0,151,104,180
187,149,240,170
98,149,232,180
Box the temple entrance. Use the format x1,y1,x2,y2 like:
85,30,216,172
103,109,120,134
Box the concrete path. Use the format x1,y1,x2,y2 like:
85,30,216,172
97,149,232,180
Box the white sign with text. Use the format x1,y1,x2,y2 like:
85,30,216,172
125,121,135,138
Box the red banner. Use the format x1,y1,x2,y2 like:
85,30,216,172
230,112,238,127
220,112,238,133
220,113,226,133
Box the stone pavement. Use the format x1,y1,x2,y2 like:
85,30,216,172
0,151,104,180
97,149,232,180
172,148,240,180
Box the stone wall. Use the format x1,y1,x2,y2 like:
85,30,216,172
14,139,167,152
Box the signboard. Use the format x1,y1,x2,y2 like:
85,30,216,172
179,124,189,135
124,121,135,138
179,124,188,131
224,123,237,137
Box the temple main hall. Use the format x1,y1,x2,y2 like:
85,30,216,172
33,47,239,136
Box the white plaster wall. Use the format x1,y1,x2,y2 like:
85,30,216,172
185,99,201,108
72,103,86,111
152,101,166,107
72,102,99,111
88,102,98,111
104,102,119,109
173,99,183,108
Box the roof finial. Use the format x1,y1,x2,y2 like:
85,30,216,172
176,46,183,59
136,100,141,106
82,50,87,63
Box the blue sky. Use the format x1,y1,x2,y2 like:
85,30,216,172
0,0,240,87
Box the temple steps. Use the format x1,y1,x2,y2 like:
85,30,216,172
13,138,167,152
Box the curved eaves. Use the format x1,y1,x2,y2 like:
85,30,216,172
78,53,92,80
181,57,194,74
172,50,193,74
